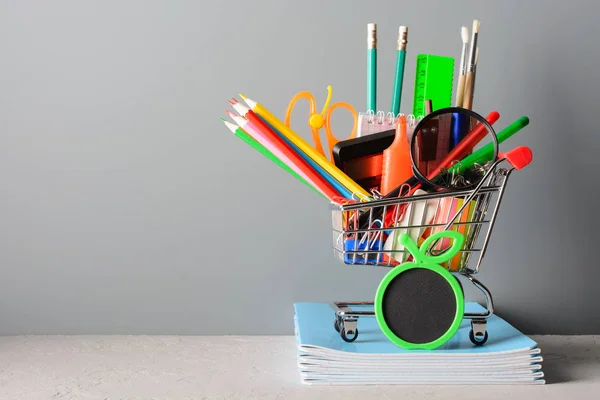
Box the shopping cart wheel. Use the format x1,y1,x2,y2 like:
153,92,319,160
469,319,488,345
340,327,358,343
334,316,341,333
469,329,488,345
374,265,464,350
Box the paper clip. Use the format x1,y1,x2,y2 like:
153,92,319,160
387,183,413,227
352,192,372,203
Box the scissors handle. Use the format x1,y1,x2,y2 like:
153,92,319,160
324,102,358,159
284,91,327,157
285,87,359,161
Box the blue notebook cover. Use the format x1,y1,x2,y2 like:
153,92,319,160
294,302,539,356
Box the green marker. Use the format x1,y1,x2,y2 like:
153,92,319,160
221,119,324,198
367,23,377,112
391,26,408,115
451,116,530,174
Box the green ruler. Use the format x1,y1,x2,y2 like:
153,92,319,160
412,54,455,117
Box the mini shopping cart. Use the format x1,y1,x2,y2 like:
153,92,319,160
329,149,532,350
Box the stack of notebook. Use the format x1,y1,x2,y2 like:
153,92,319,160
294,302,544,385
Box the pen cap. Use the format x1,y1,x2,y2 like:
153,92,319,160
462,116,529,172
500,146,533,170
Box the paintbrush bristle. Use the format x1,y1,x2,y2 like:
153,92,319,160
461,26,469,44
472,19,480,34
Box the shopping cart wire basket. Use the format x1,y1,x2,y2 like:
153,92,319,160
329,146,532,349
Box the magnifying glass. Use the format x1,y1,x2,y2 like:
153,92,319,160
409,107,499,192
359,107,500,229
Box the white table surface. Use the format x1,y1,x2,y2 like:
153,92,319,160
0,335,598,399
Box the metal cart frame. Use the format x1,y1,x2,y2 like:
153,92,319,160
329,157,518,345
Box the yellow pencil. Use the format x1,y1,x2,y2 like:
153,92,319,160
239,94,372,200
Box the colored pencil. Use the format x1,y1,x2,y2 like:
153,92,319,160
237,95,372,200
257,115,354,199
226,106,341,201
221,119,324,198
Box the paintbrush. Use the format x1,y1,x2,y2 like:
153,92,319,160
455,26,469,107
462,19,480,110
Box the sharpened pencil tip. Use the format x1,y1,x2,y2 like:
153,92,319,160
240,95,257,109
222,119,238,133
231,101,249,116
226,109,247,127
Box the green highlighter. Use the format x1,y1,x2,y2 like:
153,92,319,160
221,119,324,199
450,116,530,174
412,54,455,117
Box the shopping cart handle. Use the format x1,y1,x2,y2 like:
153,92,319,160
499,146,532,170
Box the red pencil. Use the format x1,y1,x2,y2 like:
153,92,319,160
427,110,499,181
228,100,342,201
381,110,500,228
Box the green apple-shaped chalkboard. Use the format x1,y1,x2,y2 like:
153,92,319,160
374,230,466,350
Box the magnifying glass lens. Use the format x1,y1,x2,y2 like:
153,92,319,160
410,108,498,190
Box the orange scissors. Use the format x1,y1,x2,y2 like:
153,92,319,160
284,85,358,161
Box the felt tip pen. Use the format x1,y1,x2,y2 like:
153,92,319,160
450,116,530,174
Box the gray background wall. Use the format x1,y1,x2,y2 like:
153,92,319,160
0,0,598,335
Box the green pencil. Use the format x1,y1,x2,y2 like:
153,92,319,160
450,116,530,174
221,119,324,198
391,26,407,115
367,23,377,112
